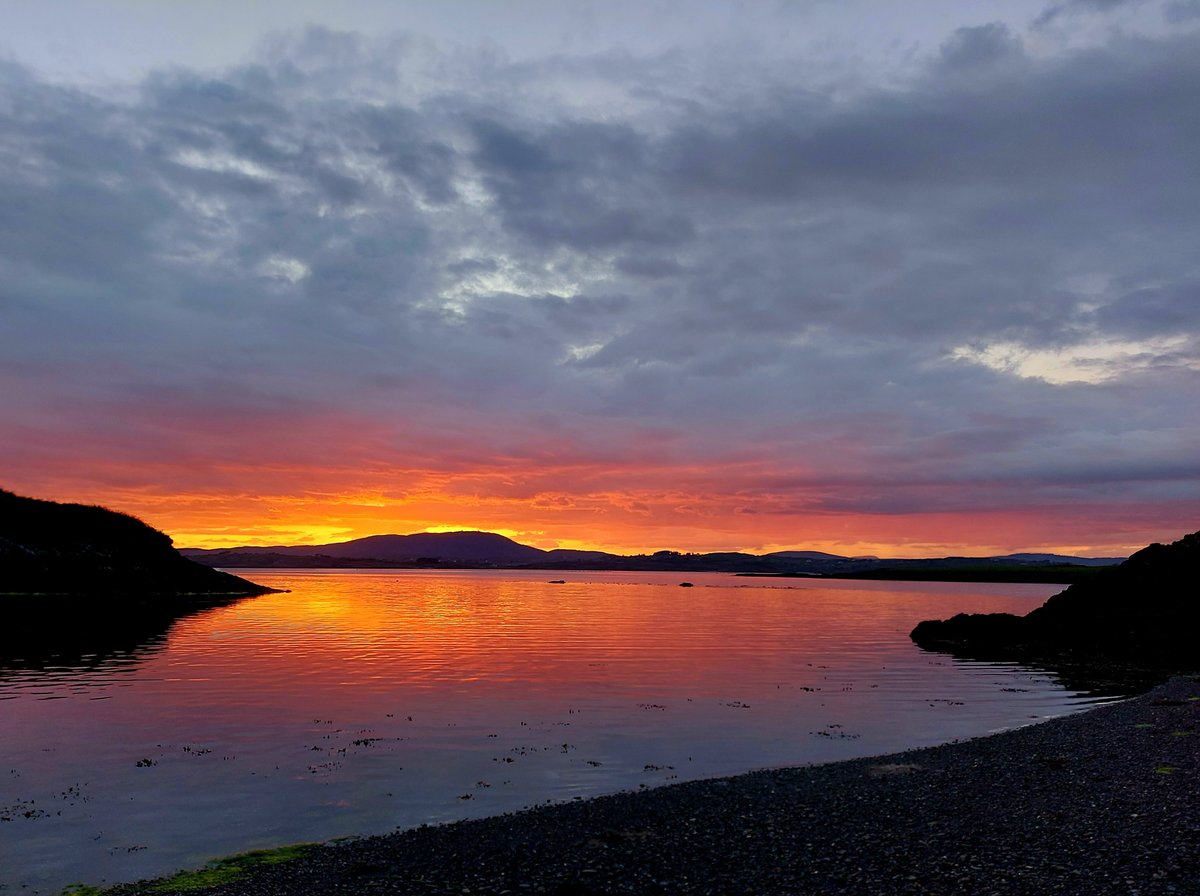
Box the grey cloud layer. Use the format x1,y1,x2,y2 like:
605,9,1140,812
1,19,1197,513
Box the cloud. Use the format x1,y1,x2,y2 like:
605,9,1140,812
937,23,1026,71
949,336,1195,383
1165,0,1200,22
1033,0,1149,28
1,19,1198,551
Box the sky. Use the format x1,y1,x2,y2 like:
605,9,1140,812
2,0,1198,557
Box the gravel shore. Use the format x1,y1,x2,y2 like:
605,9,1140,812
115,676,1199,896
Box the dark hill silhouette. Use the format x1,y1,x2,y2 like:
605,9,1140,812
182,532,1121,582
0,488,271,597
911,529,1200,675
766,550,849,561
316,532,547,564
1,489,276,675
997,552,1124,566
544,548,622,563
186,531,549,567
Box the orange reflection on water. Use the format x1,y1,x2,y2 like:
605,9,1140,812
3,569,1090,896
167,570,1061,723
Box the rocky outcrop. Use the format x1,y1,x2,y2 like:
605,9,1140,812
0,488,271,597
911,530,1200,670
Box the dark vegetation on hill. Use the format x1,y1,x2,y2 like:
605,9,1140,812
911,530,1200,685
0,488,272,598
0,489,275,671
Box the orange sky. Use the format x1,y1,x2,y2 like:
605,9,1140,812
4,400,1193,558
8,463,1187,559
3,12,1199,562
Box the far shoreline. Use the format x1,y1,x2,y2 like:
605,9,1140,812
208,562,1100,585
738,567,1103,584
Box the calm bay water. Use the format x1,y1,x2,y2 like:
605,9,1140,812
1,570,1114,892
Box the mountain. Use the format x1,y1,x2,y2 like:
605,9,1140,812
911,530,1200,672
294,531,547,564
766,550,849,561
0,488,272,597
185,531,549,567
181,531,1124,582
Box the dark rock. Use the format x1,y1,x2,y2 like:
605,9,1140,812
911,530,1200,674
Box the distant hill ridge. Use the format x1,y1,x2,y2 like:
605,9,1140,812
186,531,582,565
181,531,1125,580
996,552,1121,567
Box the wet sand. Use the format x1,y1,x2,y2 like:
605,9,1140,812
110,676,1199,895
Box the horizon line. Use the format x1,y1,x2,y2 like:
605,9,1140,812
176,527,1132,560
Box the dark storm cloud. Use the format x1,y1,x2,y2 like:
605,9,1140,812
1164,0,1200,21
1033,0,1148,27
663,34,1197,207
471,117,694,250
937,23,1026,70
1094,282,1200,338
614,255,685,279
1,17,1198,523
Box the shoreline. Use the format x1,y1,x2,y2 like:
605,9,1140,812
105,675,1199,896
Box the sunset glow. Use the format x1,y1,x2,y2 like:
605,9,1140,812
11,472,1187,559
2,1,1197,558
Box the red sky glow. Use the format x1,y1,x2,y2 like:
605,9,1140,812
2,1,1198,558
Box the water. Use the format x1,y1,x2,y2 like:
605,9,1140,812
0,570,1117,893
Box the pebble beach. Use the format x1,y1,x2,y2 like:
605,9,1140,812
107,675,1199,896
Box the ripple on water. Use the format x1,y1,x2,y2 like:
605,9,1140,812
0,571,1106,894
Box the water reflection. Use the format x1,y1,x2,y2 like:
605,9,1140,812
0,594,251,679
911,639,1168,697
0,571,1123,894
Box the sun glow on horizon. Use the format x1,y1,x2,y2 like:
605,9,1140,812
167,511,1146,560
5,477,1170,560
